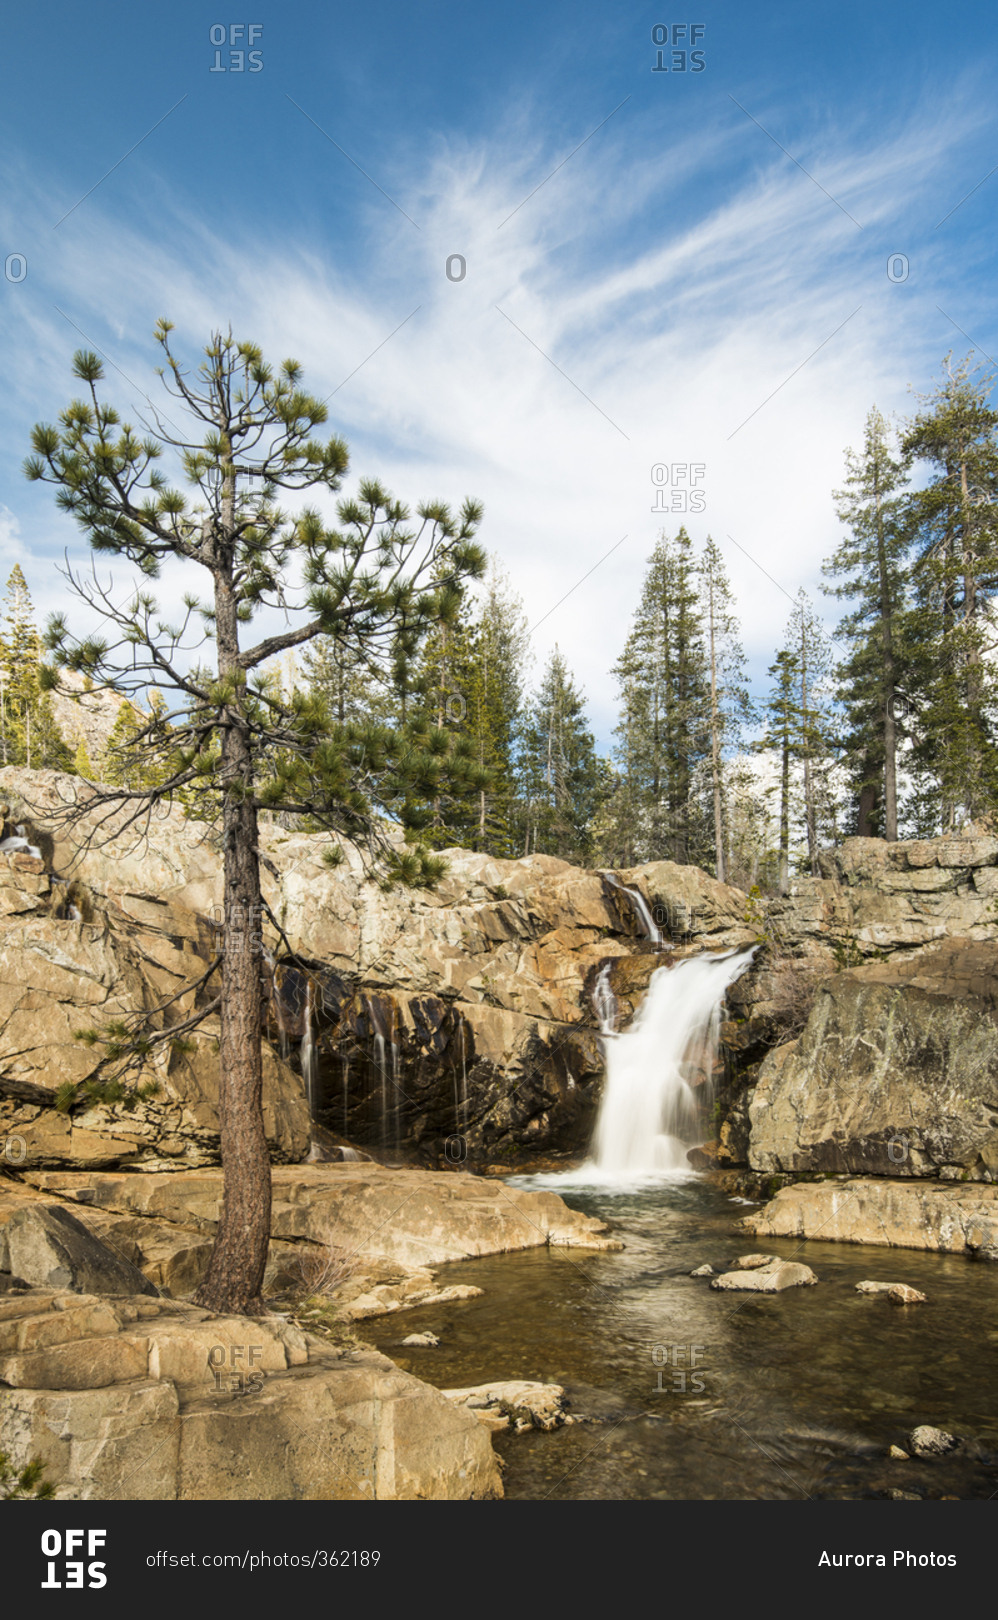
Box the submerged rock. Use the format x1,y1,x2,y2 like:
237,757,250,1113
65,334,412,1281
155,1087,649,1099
710,1259,817,1292
856,1280,927,1303
909,1425,959,1458
690,1264,714,1277
442,1380,571,1433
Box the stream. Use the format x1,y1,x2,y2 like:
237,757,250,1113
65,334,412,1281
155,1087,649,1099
366,1172,998,1499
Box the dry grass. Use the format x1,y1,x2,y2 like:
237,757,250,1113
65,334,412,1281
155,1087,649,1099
288,1241,360,1301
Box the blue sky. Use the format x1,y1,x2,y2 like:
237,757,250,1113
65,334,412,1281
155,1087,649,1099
1,0,996,752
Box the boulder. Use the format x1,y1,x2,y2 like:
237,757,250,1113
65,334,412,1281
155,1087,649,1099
4,1205,157,1297
442,1380,571,1433
749,941,998,1180
709,1259,817,1292
909,1425,958,1458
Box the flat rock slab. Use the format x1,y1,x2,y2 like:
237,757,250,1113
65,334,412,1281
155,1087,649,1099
25,1164,622,1271
737,1177,998,1260
710,1260,817,1292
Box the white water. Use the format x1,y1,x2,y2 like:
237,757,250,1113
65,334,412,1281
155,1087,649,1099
301,980,316,1118
591,963,619,1035
0,821,42,860
603,872,662,946
587,949,754,1180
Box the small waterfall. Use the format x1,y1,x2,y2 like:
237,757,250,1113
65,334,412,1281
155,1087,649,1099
591,963,618,1035
0,822,42,860
604,872,662,947
458,1023,468,1133
300,979,316,1119
261,948,290,1060
591,949,753,1176
374,1031,388,1151
341,1054,350,1135
391,1034,401,1154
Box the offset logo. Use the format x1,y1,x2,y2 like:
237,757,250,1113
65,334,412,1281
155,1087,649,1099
40,1530,107,1589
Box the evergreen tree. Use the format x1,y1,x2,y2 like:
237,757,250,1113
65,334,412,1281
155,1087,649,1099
463,559,530,856
757,648,801,894
0,565,70,770
611,528,711,864
698,536,752,880
901,353,998,829
516,647,599,862
825,407,914,838
25,324,486,1314
785,590,838,870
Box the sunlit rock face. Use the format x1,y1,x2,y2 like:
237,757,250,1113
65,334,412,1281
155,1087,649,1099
0,769,755,1170
748,939,998,1182
3,767,997,1174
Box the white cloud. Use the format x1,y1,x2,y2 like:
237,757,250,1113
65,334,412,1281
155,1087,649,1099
0,87,991,750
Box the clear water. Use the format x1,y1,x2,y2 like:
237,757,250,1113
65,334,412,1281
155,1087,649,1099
364,1176,998,1499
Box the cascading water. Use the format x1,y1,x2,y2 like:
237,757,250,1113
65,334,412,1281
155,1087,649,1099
300,980,316,1119
374,1031,388,1150
591,949,754,1176
603,872,662,947
591,963,619,1035
262,949,290,1061
0,823,43,860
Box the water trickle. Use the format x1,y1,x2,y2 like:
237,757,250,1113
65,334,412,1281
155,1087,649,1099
262,949,290,1060
341,1054,350,1135
591,949,753,1176
458,1023,468,1134
300,979,317,1119
604,872,662,947
0,828,42,860
374,1032,388,1150
391,1035,401,1154
591,963,618,1035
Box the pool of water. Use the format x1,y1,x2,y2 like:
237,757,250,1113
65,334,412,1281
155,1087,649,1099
363,1174,998,1499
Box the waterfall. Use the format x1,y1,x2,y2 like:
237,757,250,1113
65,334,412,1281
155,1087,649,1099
0,823,42,860
591,949,753,1176
591,963,619,1035
374,1032,388,1150
261,949,290,1060
458,1023,468,1133
341,1054,350,1135
604,872,662,946
391,1035,401,1154
300,979,316,1119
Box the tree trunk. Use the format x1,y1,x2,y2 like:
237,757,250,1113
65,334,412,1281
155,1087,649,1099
194,468,272,1317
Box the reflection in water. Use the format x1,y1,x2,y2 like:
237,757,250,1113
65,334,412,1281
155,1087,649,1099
365,1178,998,1499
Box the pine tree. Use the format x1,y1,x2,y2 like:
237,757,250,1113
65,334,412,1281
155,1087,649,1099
25,324,486,1314
463,560,530,856
825,407,914,838
785,590,838,871
757,648,801,894
611,528,711,864
901,353,998,829
0,565,70,770
516,647,599,862
698,536,752,881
